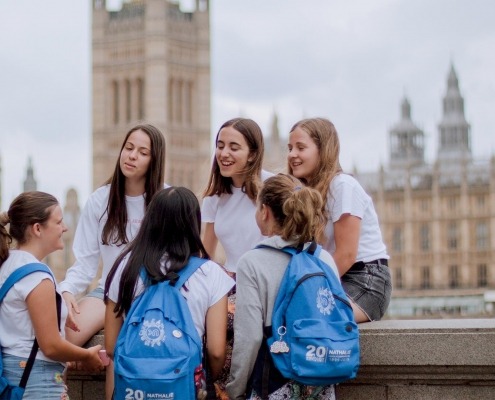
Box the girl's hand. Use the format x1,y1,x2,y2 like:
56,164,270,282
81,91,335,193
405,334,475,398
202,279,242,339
80,345,105,371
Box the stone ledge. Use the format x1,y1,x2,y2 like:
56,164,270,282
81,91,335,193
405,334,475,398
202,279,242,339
336,319,495,399
68,319,495,400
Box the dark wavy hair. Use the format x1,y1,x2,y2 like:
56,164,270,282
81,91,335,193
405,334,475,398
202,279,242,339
104,187,209,316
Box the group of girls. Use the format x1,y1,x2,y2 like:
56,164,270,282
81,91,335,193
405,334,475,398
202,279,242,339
0,116,391,400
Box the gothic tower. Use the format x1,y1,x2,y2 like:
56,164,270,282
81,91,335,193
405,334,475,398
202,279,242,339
437,64,471,164
264,111,286,173
389,96,425,169
92,0,211,195
23,157,37,192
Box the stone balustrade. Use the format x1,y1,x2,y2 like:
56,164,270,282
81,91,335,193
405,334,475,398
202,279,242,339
67,319,495,399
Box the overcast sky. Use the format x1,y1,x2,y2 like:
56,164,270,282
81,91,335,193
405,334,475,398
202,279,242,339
1,0,494,210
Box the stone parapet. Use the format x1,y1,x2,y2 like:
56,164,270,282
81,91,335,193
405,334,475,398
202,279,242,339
68,319,495,399
336,319,495,399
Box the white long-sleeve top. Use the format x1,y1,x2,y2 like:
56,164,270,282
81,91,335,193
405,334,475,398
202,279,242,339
58,185,148,295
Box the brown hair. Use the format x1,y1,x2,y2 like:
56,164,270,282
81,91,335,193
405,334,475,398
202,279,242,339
101,123,166,245
258,174,325,244
0,191,58,267
203,118,264,201
288,117,342,206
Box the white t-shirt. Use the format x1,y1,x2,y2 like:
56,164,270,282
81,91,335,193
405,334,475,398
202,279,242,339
59,184,165,295
107,257,235,338
0,250,68,362
201,170,273,273
324,173,388,262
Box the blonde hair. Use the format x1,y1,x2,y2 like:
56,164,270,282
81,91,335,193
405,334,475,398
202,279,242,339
288,117,342,206
258,174,325,244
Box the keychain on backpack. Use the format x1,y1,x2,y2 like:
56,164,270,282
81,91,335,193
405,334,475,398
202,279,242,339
270,326,290,353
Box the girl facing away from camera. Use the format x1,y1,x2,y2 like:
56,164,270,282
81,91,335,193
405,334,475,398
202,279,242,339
201,117,273,397
287,117,392,323
58,123,166,398
104,187,235,381
0,192,103,399
227,174,338,399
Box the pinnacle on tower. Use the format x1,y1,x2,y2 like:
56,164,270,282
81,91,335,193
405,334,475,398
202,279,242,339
389,96,425,169
437,64,471,163
23,157,38,192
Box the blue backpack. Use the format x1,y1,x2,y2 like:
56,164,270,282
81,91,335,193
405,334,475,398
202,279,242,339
0,263,56,400
259,242,360,386
113,257,208,400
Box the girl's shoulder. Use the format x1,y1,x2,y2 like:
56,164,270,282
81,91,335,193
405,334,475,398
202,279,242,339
261,169,275,182
331,172,357,184
89,184,111,202
0,251,54,287
330,173,363,191
84,184,111,211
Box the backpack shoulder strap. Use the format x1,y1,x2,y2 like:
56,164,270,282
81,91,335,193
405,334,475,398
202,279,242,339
256,241,321,258
138,257,209,290
175,256,209,289
0,262,57,390
0,262,52,304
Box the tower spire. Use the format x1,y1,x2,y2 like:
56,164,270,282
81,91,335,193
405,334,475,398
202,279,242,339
437,64,471,163
389,96,425,169
23,157,38,192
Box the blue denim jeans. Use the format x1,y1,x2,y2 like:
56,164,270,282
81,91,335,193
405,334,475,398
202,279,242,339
341,259,392,321
1,353,68,399
86,286,104,300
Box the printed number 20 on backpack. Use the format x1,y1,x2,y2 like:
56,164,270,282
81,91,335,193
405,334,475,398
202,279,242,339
113,257,208,400
262,242,360,386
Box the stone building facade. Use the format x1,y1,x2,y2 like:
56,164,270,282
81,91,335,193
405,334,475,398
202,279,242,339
92,0,211,195
357,65,495,318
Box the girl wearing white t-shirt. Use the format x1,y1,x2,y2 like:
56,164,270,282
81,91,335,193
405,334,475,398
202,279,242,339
0,191,103,399
288,117,392,323
59,123,166,398
202,118,272,397
202,117,272,273
104,187,234,385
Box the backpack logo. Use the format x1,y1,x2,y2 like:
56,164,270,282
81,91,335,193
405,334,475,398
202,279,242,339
139,318,166,347
316,287,335,315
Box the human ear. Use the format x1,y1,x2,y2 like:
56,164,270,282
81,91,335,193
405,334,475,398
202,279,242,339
31,223,42,238
262,204,272,221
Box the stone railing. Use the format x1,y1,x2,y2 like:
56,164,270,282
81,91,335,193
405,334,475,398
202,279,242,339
336,319,495,399
68,319,495,400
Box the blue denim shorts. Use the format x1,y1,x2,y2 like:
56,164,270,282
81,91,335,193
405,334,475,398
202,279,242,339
86,286,104,300
1,353,67,399
341,259,392,321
